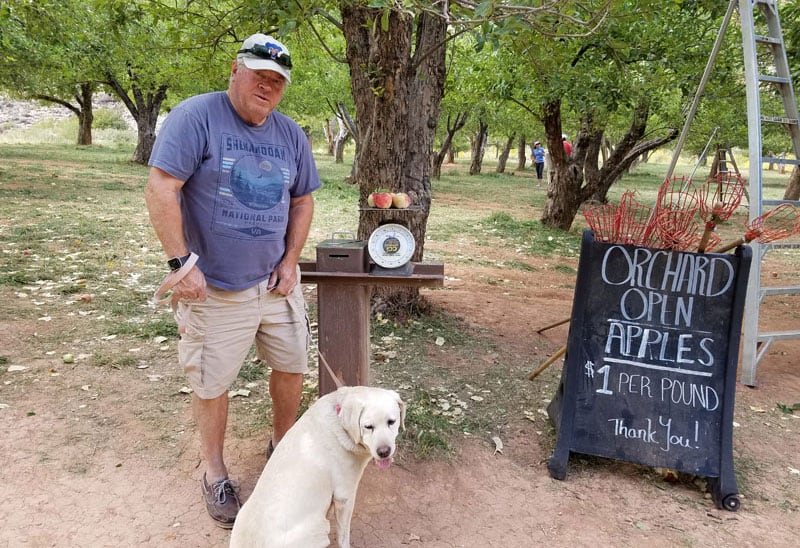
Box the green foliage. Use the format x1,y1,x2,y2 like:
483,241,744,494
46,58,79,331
777,402,800,414
92,109,129,130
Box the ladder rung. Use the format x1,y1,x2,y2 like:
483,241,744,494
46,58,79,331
760,115,798,125
752,0,778,10
757,331,800,343
754,34,782,45
762,199,800,207
760,156,800,165
760,286,800,297
759,74,791,85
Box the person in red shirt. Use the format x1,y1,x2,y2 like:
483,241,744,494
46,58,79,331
562,134,573,156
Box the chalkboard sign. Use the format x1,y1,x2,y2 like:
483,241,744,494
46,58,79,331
547,231,751,511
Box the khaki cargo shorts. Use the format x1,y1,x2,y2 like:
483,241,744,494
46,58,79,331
175,278,310,399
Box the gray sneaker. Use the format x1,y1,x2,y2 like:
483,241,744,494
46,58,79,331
201,473,240,528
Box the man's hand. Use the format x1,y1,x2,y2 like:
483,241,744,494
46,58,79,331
169,266,208,307
268,261,298,296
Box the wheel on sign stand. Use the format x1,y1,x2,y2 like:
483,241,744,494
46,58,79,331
722,493,740,512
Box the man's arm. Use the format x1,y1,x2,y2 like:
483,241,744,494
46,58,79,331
145,166,207,301
271,193,315,294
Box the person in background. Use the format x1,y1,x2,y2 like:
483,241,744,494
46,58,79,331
144,33,320,529
531,140,546,184
562,134,573,156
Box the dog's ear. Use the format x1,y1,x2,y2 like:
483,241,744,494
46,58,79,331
394,391,406,431
338,391,365,444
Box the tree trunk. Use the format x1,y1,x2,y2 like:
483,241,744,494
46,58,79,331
75,83,93,146
469,119,488,175
131,104,160,165
541,98,679,230
333,115,350,164
495,133,516,173
341,4,447,316
784,166,800,200
105,75,167,165
496,133,514,173
324,119,335,155
540,101,584,230
432,111,468,180
33,82,95,146
517,135,527,171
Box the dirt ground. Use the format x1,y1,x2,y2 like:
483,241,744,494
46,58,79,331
1,100,798,547
2,218,800,548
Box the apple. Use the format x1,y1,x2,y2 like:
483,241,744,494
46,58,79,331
370,191,393,209
391,192,411,208
367,194,376,207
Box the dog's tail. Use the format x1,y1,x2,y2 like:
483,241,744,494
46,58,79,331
318,351,345,389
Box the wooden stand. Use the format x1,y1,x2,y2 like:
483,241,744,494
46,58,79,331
299,261,444,395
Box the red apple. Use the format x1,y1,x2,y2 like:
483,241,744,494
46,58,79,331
391,192,411,208
370,192,393,209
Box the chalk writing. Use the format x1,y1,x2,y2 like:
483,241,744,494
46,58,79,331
548,231,750,496
574,240,739,466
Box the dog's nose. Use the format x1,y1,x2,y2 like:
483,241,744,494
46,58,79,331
377,446,391,459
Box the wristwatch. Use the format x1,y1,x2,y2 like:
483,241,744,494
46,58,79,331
167,254,192,271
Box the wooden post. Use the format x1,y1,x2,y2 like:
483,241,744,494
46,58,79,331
316,283,371,394
300,262,444,395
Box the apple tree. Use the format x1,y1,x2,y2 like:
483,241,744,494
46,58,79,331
0,0,101,145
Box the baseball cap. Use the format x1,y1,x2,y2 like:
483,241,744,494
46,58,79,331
237,33,292,83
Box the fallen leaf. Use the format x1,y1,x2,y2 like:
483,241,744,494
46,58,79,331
470,395,484,402
492,436,503,455
750,406,766,413
178,386,193,394
7,365,27,372
789,467,800,475
228,388,251,398
0,403,9,409
153,336,168,344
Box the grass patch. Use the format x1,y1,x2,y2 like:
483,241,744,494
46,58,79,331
480,212,582,257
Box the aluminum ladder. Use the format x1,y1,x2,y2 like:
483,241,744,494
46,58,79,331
739,0,800,385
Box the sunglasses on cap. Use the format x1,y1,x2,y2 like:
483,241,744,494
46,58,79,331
238,44,293,69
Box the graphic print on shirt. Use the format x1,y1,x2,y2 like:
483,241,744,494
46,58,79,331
212,133,291,240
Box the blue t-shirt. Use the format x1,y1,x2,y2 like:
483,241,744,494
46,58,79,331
532,145,546,163
149,92,321,290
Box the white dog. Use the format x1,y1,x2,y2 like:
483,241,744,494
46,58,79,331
229,385,406,548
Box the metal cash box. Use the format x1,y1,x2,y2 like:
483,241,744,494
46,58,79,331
316,236,369,273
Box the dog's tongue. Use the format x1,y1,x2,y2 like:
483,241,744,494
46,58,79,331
374,457,393,470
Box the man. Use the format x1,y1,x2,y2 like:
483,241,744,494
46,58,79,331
144,33,320,528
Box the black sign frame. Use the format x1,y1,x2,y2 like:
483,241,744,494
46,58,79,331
547,231,751,511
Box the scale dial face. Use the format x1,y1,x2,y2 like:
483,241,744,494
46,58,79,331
368,223,416,269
